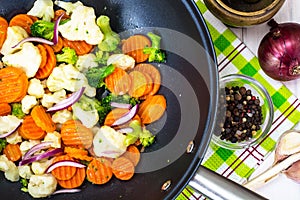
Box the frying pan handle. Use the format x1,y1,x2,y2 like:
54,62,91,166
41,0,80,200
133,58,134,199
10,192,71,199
189,165,268,200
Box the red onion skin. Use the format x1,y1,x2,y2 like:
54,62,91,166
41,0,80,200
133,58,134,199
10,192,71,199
258,19,300,81
285,160,300,183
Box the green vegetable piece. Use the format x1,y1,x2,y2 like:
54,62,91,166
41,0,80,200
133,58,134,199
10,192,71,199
125,120,155,147
0,139,7,153
94,50,110,65
143,32,166,63
97,15,121,52
30,20,55,40
85,64,115,88
56,47,78,65
11,103,25,119
20,178,29,193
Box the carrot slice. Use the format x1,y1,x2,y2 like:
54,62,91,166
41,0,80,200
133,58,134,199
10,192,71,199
35,44,56,79
86,158,113,185
51,155,77,181
122,145,140,166
128,70,148,98
3,143,22,162
53,9,70,21
0,16,8,50
134,63,161,96
0,103,11,116
122,34,151,63
0,67,28,103
9,14,34,34
62,37,93,56
105,67,131,95
51,35,63,53
31,105,56,132
61,120,93,149
64,146,93,162
141,72,153,97
18,115,46,140
58,167,86,188
138,95,166,124
104,108,141,127
36,44,47,69
112,156,135,181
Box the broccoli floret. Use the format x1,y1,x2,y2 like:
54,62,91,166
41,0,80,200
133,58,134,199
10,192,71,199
11,103,25,119
85,64,115,88
94,50,110,65
0,138,7,153
125,120,155,147
143,32,166,63
97,15,120,52
56,47,78,65
20,178,28,193
30,20,55,40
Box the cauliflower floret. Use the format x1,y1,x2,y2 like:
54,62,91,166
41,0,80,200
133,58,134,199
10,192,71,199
0,155,19,182
6,131,22,144
27,0,54,22
41,89,66,109
2,43,42,78
28,78,45,98
51,109,72,124
0,115,22,136
93,126,127,158
76,53,98,72
0,26,28,55
20,140,40,156
43,131,61,148
18,165,33,179
54,1,83,15
72,103,99,128
56,1,103,45
28,174,57,198
31,159,53,175
21,95,38,114
46,64,96,97
107,54,135,71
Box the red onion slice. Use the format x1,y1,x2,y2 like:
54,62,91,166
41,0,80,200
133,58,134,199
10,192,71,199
110,102,131,109
19,148,63,166
117,127,133,133
53,13,64,44
52,189,81,195
46,160,86,173
47,87,85,112
112,104,138,126
0,121,22,139
12,37,54,48
23,141,53,160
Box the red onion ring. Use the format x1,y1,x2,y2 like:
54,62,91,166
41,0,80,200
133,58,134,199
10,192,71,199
53,13,64,44
47,87,85,112
117,127,133,133
12,37,54,48
45,160,86,173
23,141,53,160
19,148,63,166
112,104,138,126
52,189,81,195
0,121,22,139
110,102,131,109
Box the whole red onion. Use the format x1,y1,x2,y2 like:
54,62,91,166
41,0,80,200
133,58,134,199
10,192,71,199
258,19,300,81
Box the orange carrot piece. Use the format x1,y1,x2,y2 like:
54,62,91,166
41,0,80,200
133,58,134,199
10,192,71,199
51,35,64,53
105,67,131,95
31,105,56,132
62,37,93,56
0,16,8,50
9,14,34,34
51,155,77,181
134,63,161,96
104,108,141,127
128,70,148,98
0,67,28,103
138,95,166,124
112,157,135,181
61,120,93,149
86,158,113,185
122,34,151,63
0,103,11,116
35,44,56,79
64,146,93,161
58,167,86,188
53,9,70,21
18,115,46,140
122,145,141,166
3,144,22,162
36,44,47,69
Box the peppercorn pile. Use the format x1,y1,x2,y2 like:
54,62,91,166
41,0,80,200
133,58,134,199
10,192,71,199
220,86,263,143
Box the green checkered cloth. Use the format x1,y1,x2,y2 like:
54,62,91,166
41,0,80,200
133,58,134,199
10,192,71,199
177,1,300,199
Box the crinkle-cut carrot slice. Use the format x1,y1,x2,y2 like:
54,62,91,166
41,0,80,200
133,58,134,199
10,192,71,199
0,67,28,103
51,35,63,53
31,105,56,132
112,156,135,181
35,44,56,79
138,95,166,124
62,37,93,56
58,167,86,189
51,155,77,181
0,16,8,50
3,143,22,162
86,158,113,185
104,108,141,127
128,70,148,98
105,67,131,95
9,14,34,34
18,115,46,140
122,145,140,166
0,103,11,116
36,44,47,69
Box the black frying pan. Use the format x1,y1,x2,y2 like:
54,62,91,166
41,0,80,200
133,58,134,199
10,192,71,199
0,0,266,199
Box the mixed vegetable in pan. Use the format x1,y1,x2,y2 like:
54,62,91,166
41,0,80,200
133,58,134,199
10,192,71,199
0,0,167,198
